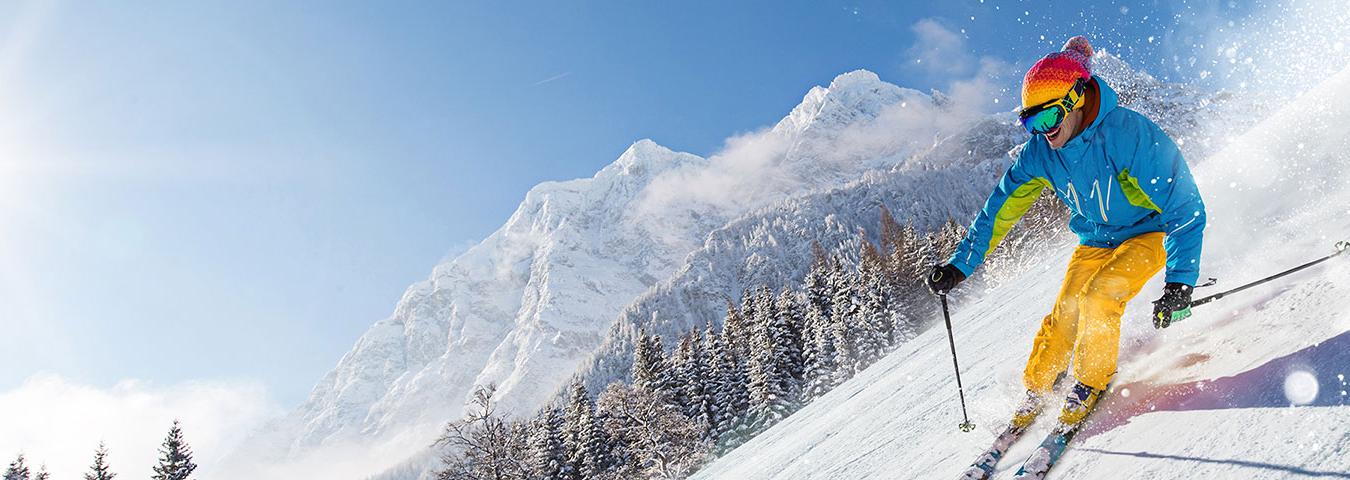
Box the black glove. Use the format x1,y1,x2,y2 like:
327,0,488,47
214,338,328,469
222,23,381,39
927,264,966,295
1151,282,1194,329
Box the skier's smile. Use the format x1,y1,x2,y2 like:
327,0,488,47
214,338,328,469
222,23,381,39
1044,125,1063,142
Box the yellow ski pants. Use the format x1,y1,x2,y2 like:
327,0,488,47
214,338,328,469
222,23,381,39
1024,232,1166,393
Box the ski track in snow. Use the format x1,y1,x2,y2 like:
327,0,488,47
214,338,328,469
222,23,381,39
692,66,1350,479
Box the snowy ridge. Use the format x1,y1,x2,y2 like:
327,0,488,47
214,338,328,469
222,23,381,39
692,65,1350,479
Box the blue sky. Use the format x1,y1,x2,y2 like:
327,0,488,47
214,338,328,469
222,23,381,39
0,0,1283,409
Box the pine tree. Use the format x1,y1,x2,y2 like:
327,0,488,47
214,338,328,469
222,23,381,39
745,287,786,434
629,330,656,393
800,255,834,402
673,329,712,432
710,306,750,449
723,299,756,361
774,288,807,395
878,205,904,259
530,408,566,480
701,323,726,445
30,467,46,480
562,381,609,479
152,420,197,480
84,442,117,480
4,454,29,480
854,249,890,368
829,260,862,379
631,330,664,394
805,316,839,400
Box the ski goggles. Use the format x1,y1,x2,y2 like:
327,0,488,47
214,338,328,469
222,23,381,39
1018,78,1088,135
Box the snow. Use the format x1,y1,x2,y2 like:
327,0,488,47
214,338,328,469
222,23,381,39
692,65,1350,480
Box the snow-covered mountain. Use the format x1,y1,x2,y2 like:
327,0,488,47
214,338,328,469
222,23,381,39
229,70,974,478
692,64,1350,479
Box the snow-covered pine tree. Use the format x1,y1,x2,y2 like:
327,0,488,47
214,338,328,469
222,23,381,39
829,260,862,379
890,221,926,341
878,205,904,259
935,218,967,262
737,287,758,352
562,381,590,480
700,322,726,445
774,288,807,397
151,420,197,480
854,241,889,369
802,298,838,402
800,254,834,403
530,408,566,480
745,287,786,434
711,306,750,450
641,333,681,404
31,466,47,480
674,329,712,433
3,455,29,480
631,330,665,394
562,381,610,479
84,443,116,480
893,222,923,287
671,333,694,412
720,301,751,366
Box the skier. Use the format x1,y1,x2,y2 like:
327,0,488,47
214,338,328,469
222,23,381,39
926,36,1206,430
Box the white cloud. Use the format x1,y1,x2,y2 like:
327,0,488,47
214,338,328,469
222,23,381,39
0,374,280,480
907,18,1016,112
907,18,976,77
636,126,792,218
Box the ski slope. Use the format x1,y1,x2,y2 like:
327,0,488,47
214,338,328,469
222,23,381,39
692,67,1350,479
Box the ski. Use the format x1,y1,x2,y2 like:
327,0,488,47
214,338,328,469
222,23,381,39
1011,383,1110,480
1009,421,1083,479
958,423,1028,480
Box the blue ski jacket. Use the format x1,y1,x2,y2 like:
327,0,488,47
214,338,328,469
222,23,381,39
949,76,1206,286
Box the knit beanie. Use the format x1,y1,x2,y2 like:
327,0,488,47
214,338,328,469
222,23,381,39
1021,36,1093,110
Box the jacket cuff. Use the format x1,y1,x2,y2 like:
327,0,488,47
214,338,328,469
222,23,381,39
1164,270,1198,287
950,261,976,278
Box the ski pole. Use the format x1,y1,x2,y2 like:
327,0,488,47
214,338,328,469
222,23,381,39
938,293,976,432
1164,240,1349,325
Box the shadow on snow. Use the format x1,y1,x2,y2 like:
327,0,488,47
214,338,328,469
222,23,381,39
1062,329,1350,477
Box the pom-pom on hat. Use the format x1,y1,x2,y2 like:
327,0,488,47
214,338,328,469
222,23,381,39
1021,36,1093,111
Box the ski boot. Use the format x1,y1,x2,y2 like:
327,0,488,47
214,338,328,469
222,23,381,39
1011,390,1045,428
1057,381,1103,427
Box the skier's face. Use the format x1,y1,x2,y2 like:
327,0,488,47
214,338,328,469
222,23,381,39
1045,108,1083,150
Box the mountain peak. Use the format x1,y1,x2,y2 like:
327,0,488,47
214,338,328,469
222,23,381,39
602,139,700,179
774,70,923,136
827,69,885,92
